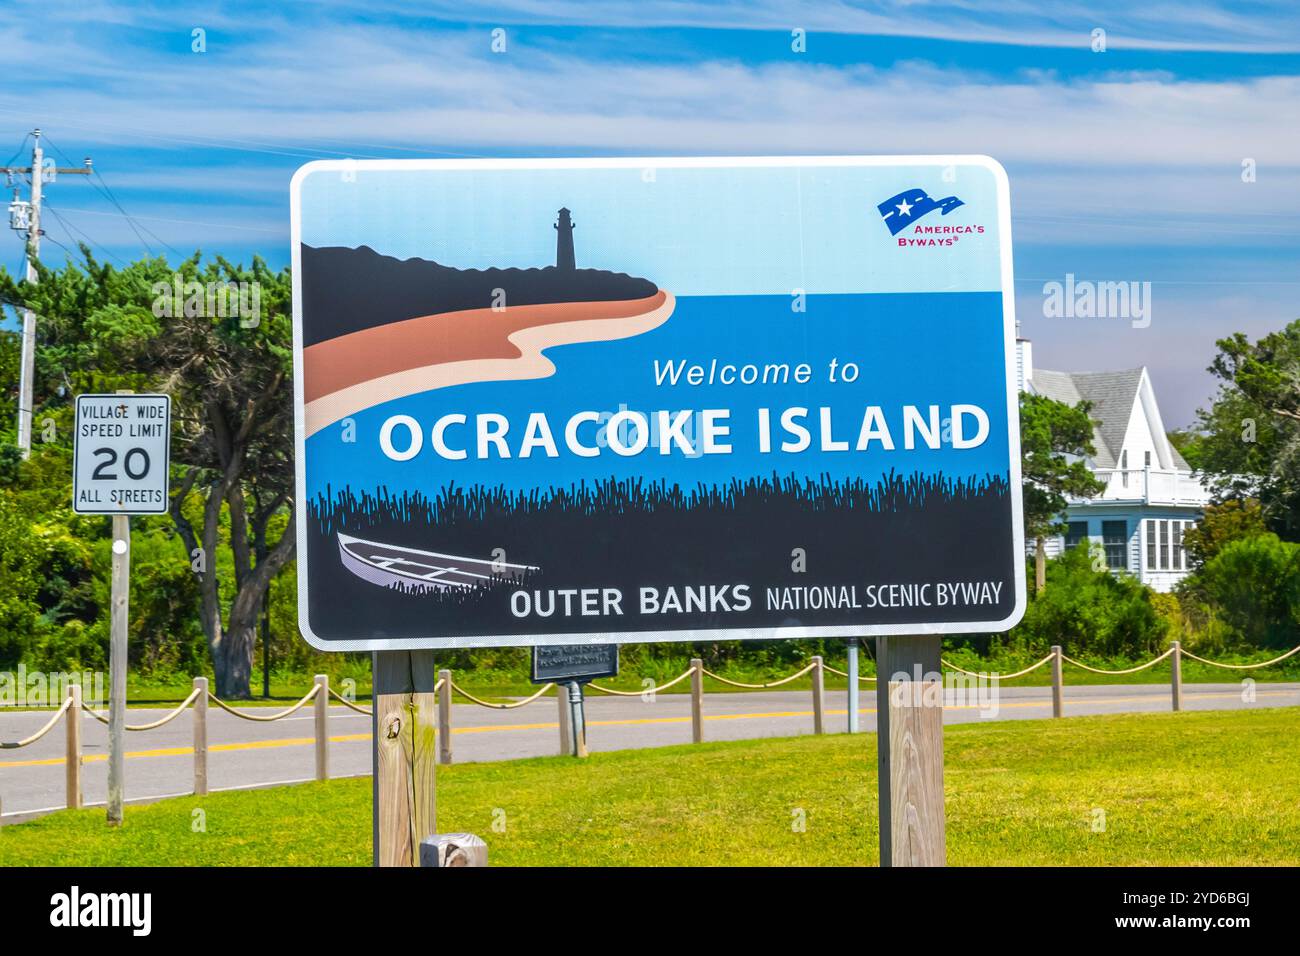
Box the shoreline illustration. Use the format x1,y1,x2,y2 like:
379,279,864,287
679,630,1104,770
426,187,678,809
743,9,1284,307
303,290,674,436
299,208,673,435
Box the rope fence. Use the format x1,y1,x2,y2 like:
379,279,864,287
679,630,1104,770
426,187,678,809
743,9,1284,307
447,680,555,710
3,640,1297,817
204,685,320,722
941,653,1056,680
81,686,203,730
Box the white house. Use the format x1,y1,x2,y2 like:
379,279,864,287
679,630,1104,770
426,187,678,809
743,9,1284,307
1017,336,1211,592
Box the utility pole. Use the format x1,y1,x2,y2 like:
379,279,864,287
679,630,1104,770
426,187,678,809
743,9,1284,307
4,129,92,456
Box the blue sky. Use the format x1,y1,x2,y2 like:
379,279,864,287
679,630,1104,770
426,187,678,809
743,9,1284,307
2,0,1297,426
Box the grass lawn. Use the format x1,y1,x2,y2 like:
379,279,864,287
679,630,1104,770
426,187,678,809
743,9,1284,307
3,708,1297,867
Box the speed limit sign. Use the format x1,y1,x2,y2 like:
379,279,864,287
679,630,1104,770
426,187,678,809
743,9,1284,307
73,393,172,515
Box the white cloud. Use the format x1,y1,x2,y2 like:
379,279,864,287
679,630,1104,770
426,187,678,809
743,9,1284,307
6,25,1294,251
344,0,1300,53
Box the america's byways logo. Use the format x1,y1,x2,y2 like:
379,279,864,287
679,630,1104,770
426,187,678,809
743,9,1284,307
877,188,984,248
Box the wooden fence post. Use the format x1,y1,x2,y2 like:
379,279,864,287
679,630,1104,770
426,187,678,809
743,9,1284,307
314,674,329,781
1051,645,1063,719
690,659,704,744
437,669,453,765
556,685,572,756
193,677,208,797
811,655,825,734
875,635,946,867
1170,641,1182,712
374,650,438,868
65,683,82,810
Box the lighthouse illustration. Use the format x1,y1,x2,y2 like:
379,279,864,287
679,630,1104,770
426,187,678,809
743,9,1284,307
554,207,575,270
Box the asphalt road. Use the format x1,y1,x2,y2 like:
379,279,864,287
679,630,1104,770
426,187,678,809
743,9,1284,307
2,681,1297,820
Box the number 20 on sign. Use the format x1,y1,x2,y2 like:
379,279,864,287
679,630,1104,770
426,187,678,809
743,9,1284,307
73,394,172,515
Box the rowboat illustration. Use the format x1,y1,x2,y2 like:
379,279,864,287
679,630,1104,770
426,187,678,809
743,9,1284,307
337,533,538,594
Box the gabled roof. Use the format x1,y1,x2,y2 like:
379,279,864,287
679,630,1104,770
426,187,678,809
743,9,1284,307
1071,370,1144,469
1030,367,1176,470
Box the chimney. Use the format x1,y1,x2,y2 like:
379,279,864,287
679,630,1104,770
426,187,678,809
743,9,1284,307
1015,324,1033,392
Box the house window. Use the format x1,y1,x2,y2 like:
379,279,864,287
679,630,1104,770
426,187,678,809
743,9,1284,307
1144,451,1152,467
1121,450,1128,487
1145,519,1192,572
1064,521,1089,552
1102,520,1127,570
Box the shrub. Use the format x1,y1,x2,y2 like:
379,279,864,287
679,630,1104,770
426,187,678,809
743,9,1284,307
1010,543,1168,657
1181,533,1300,649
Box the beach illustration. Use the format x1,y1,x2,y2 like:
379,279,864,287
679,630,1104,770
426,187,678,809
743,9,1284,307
300,208,675,436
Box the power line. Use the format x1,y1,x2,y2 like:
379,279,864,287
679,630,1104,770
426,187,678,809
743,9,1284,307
4,132,31,169
37,231,74,259
43,134,162,257
92,169,187,259
42,201,130,267
52,204,280,235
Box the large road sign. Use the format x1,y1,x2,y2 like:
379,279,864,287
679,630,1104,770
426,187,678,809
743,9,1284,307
291,156,1024,650
72,393,171,515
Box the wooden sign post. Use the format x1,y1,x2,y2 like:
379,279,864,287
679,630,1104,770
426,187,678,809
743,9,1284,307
106,513,129,826
72,389,171,827
373,650,438,867
875,635,946,867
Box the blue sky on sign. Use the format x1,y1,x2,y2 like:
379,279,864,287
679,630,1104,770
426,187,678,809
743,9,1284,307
2,0,1297,426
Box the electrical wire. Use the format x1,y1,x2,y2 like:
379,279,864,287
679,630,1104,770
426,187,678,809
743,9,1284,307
93,169,187,259
41,201,129,267
42,134,165,257
3,132,31,168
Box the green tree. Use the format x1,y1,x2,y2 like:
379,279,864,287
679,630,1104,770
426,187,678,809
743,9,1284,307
1195,321,1300,539
1184,533,1300,649
1167,427,1203,467
1182,498,1266,569
1019,393,1107,593
1,247,294,696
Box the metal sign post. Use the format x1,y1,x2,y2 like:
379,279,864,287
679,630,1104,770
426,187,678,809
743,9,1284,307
531,644,617,758
846,638,860,733
290,156,1022,866
566,681,587,758
72,391,171,826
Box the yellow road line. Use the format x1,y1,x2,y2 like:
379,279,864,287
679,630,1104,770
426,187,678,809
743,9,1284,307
2,691,1294,768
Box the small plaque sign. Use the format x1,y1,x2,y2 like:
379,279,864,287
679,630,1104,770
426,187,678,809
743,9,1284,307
531,644,619,684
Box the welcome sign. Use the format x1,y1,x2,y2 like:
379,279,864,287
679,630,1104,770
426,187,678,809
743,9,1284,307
290,156,1024,650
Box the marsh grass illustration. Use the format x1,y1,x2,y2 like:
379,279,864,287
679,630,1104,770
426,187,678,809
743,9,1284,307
306,471,1015,640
